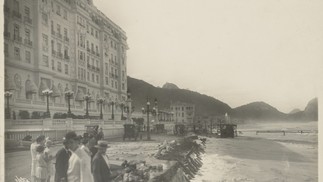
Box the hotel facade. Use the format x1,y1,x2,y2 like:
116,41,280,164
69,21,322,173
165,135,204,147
4,0,128,120
170,102,195,124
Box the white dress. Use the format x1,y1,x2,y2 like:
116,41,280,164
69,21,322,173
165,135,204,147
44,147,54,176
67,148,94,182
30,143,40,177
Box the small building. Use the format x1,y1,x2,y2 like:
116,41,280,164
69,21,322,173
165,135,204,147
170,102,195,124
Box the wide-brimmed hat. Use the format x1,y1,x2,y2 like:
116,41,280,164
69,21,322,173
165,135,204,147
95,140,110,149
65,131,78,141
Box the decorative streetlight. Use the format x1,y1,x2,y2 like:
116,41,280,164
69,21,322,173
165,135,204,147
64,90,74,117
110,101,115,120
124,91,134,123
42,89,53,118
142,98,157,140
84,92,91,118
154,98,158,124
97,97,105,119
120,102,125,120
4,91,13,119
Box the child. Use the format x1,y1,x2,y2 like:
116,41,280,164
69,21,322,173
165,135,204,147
35,145,49,182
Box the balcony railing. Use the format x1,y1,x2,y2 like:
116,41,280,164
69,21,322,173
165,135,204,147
24,16,32,24
24,39,33,47
13,36,22,43
4,32,10,39
12,11,22,20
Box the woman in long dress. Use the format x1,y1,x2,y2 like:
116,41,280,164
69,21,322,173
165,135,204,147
31,135,46,182
35,145,49,182
44,140,54,182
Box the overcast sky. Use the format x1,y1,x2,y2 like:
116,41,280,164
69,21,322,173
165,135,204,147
94,0,323,113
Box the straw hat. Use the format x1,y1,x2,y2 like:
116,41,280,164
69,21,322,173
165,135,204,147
95,140,110,149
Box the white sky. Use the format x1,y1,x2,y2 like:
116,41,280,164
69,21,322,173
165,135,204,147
93,0,323,113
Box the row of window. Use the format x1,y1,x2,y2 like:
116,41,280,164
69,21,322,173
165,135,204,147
51,39,69,59
51,21,69,39
5,44,31,63
171,106,194,111
174,113,185,117
6,23,32,42
51,1,68,20
77,66,121,90
50,59,69,75
86,24,100,39
8,0,31,18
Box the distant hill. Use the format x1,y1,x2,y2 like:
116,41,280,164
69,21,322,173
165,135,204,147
162,82,179,89
288,98,318,121
289,108,301,114
127,76,318,121
232,102,288,121
127,76,232,116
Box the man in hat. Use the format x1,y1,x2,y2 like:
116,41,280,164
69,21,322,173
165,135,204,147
65,131,94,182
92,140,117,182
54,138,71,182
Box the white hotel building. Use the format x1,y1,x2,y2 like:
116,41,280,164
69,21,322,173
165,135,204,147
4,0,128,119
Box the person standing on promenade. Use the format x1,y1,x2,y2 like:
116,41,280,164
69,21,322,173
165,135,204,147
54,138,71,182
35,145,49,182
97,128,104,140
44,139,54,182
66,131,94,182
31,135,46,182
92,140,118,182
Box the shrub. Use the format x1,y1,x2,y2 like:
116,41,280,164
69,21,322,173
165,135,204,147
31,111,42,119
19,110,30,119
53,112,67,119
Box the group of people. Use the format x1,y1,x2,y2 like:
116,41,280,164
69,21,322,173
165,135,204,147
30,135,54,182
30,131,117,182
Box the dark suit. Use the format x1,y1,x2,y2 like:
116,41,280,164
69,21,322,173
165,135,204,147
92,153,112,182
54,147,71,182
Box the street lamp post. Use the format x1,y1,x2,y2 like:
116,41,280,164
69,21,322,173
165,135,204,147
154,98,158,124
4,91,13,119
120,102,125,120
142,98,157,140
97,98,105,119
124,91,133,124
110,101,115,120
84,93,91,118
65,90,74,117
42,89,53,118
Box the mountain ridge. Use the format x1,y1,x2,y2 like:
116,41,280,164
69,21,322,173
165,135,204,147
127,76,318,121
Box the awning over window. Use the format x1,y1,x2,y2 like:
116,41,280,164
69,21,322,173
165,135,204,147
5,75,16,91
39,81,49,95
25,79,37,94
75,90,85,101
51,84,61,97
